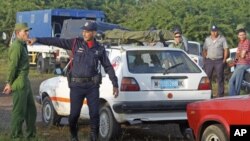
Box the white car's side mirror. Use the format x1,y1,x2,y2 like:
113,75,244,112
55,68,63,75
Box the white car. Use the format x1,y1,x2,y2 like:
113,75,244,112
36,45,211,140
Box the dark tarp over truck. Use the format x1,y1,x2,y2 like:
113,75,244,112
60,19,127,39
60,19,174,44
103,29,174,44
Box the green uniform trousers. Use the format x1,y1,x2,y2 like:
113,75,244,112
11,78,37,139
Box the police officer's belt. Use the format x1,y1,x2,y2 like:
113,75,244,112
71,77,93,83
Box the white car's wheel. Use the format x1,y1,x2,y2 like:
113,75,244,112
201,124,228,141
42,97,61,127
99,106,121,141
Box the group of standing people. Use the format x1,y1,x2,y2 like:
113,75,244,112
2,20,249,140
3,21,119,141
203,24,250,97
169,24,250,97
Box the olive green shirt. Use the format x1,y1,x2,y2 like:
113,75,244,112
7,39,29,90
169,42,186,51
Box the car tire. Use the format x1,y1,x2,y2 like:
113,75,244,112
99,106,121,141
201,124,228,141
42,97,61,127
37,55,49,73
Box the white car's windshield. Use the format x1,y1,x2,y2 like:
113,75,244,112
127,50,201,73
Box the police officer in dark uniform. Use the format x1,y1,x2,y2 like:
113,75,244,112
29,21,119,141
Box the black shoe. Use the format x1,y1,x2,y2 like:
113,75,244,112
71,136,79,141
89,133,98,141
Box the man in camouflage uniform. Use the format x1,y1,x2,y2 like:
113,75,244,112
3,23,37,140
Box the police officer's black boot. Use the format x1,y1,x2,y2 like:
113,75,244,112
90,133,98,141
89,126,99,141
71,136,79,141
70,125,79,141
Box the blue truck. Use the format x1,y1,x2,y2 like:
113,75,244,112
14,9,106,73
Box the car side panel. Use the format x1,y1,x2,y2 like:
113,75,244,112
187,97,248,140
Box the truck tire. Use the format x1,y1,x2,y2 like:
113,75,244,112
42,97,61,127
99,106,121,141
37,55,49,73
201,124,228,141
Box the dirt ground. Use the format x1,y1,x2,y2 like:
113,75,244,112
0,76,188,141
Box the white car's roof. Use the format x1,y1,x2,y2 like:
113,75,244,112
230,48,237,53
166,40,201,45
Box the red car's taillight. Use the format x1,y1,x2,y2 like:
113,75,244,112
198,77,211,90
120,77,140,91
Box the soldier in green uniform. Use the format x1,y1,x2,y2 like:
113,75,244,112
168,28,187,52
2,23,37,140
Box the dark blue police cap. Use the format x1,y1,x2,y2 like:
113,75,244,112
81,21,97,31
211,25,219,31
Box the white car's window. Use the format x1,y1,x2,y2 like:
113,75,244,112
230,52,236,60
127,50,201,73
188,43,200,56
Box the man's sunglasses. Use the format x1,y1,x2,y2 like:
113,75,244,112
174,36,181,38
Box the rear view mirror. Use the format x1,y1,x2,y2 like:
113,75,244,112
54,64,63,75
54,68,63,75
96,31,105,40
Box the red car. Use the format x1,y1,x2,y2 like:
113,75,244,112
186,95,250,141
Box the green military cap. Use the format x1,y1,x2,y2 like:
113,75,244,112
14,23,32,31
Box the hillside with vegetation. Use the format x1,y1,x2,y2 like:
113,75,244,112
0,0,249,48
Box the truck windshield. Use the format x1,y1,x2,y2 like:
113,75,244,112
127,50,201,73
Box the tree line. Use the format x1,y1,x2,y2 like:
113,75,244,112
0,0,249,47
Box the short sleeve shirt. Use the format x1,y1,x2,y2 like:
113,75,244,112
203,35,228,60
236,39,250,65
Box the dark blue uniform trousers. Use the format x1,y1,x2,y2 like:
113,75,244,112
69,83,100,137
